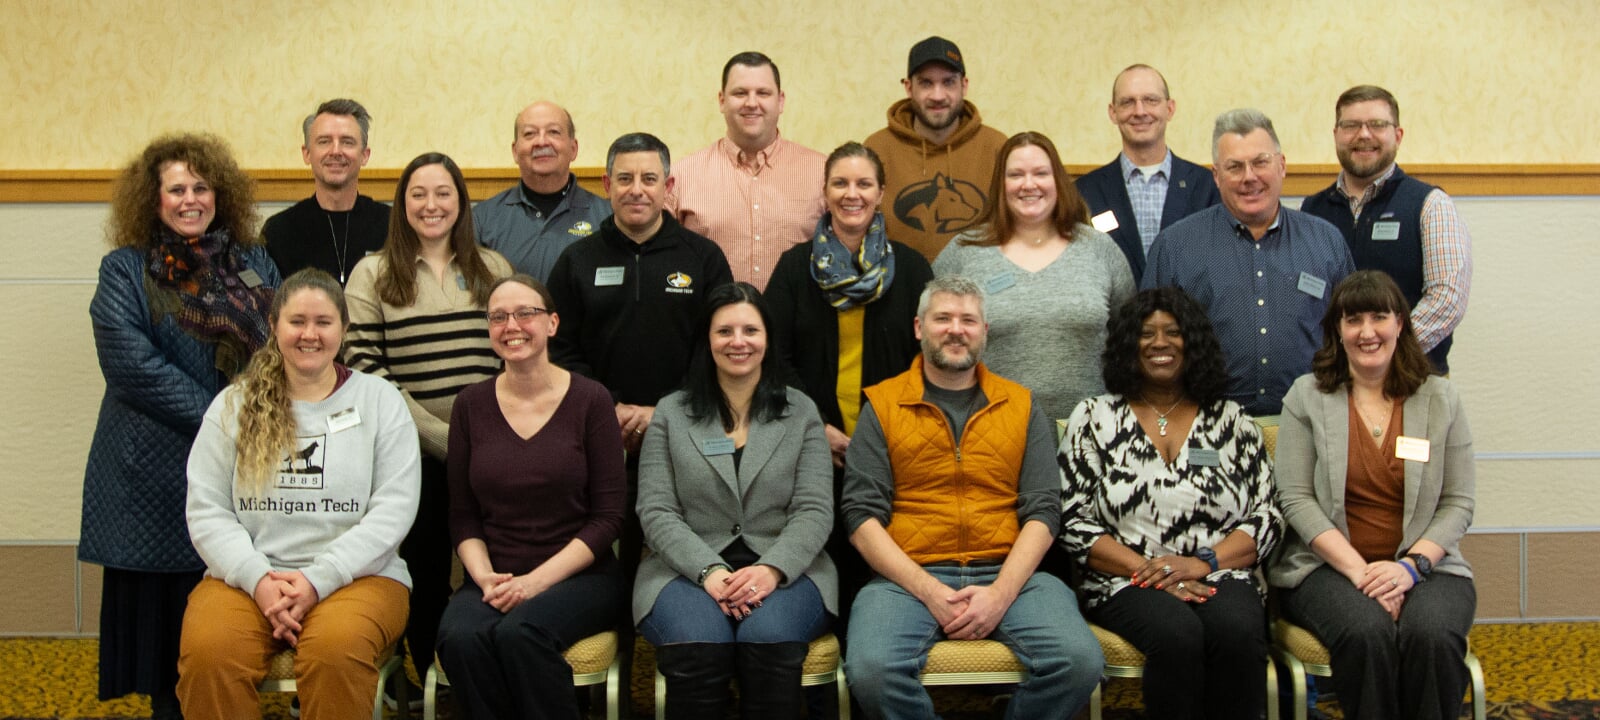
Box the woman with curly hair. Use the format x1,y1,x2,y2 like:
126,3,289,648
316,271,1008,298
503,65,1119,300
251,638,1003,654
178,269,420,719
1270,271,1476,720
1058,286,1281,720
78,133,280,718
343,152,513,695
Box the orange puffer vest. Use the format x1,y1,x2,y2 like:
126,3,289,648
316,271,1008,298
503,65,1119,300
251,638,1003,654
864,356,1032,565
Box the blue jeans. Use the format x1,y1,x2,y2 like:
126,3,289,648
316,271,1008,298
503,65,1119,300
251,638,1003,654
845,566,1104,720
639,576,830,645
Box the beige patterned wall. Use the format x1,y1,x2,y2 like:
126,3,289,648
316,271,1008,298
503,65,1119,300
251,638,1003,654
4,0,1596,171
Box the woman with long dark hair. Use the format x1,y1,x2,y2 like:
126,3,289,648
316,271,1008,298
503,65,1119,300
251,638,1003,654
635,282,835,720
343,152,514,698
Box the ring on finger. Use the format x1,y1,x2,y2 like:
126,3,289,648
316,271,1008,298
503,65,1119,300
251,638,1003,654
1177,582,1186,590
1162,565,1174,574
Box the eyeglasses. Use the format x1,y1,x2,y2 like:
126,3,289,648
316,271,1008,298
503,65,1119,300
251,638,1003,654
487,307,550,325
1217,153,1280,180
1335,119,1396,134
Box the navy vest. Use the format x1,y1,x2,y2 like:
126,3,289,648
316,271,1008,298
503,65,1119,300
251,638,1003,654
1302,166,1450,373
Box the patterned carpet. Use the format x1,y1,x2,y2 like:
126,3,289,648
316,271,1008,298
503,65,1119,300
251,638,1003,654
3,622,1597,719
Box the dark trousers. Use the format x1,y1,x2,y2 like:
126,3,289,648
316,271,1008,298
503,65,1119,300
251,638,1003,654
1091,578,1268,720
399,455,453,677
436,568,619,720
1281,565,1476,720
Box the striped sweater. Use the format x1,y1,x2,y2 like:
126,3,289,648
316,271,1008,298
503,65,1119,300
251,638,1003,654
344,251,514,458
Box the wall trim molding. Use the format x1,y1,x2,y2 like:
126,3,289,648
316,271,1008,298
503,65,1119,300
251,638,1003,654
3,164,1598,203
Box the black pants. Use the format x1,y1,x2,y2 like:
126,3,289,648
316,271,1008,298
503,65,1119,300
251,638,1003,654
399,455,453,676
436,567,619,720
1281,565,1476,720
1091,578,1268,720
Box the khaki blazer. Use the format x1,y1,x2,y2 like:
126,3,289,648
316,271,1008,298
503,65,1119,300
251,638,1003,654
1269,374,1475,589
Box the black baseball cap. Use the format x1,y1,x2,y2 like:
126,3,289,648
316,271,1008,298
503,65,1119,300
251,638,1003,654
907,36,965,77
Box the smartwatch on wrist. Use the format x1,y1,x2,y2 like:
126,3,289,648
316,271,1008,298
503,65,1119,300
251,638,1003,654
1195,547,1219,574
1405,553,1433,579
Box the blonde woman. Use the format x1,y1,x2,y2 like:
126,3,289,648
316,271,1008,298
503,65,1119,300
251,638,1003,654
179,269,421,719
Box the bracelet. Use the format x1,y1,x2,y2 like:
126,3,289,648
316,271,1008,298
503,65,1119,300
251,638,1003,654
1399,560,1422,586
697,563,731,585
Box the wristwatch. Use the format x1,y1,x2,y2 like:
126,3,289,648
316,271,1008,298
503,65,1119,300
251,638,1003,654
1405,553,1433,579
1195,547,1219,574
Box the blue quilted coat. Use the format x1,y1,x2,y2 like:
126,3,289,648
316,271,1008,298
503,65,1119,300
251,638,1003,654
78,245,280,571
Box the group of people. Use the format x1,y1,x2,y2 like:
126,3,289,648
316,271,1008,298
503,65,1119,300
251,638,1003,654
77,34,1476,720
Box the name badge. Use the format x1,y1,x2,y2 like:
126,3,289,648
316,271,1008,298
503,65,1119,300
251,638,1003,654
1371,221,1401,241
456,274,467,290
985,272,1017,295
327,407,361,434
238,268,264,288
594,266,626,286
1297,271,1328,299
1188,446,1221,467
699,437,736,456
1395,436,1431,462
1090,210,1120,233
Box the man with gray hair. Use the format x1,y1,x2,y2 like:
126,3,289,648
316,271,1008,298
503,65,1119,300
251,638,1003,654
475,100,611,282
1142,109,1353,416
842,275,1104,719
263,98,390,285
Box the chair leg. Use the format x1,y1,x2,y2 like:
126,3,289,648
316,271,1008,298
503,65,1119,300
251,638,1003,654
1089,681,1103,720
1466,651,1487,720
836,665,851,720
423,663,440,720
606,651,622,720
1265,656,1279,720
1276,651,1308,720
654,668,667,720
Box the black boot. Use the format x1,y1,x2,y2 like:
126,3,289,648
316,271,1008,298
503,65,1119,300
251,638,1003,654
735,642,809,720
656,642,736,720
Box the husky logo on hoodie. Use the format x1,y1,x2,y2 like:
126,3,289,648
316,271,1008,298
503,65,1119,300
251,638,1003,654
892,173,985,234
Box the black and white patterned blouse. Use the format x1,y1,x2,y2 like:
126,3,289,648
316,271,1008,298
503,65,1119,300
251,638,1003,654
1058,394,1282,609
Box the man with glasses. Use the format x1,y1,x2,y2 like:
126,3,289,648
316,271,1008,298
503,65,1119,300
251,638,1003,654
1142,109,1353,415
1301,85,1472,373
1076,64,1219,279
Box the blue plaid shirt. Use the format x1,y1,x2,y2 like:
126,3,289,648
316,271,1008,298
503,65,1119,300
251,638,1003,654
1120,152,1173,257
1142,204,1354,415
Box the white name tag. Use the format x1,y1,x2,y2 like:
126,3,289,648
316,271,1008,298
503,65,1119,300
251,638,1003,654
1297,271,1328,299
327,407,361,434
1188,447,1221,467
1091,210,1120,233
1371,220,1401,241
985,272,1017,294
238,268,264,288
700,437,736,456
1396,436,1431,462
594,266,626,286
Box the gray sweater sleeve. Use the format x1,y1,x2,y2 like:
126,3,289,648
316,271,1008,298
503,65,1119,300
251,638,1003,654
1016,404,1063,536
840,401,894,534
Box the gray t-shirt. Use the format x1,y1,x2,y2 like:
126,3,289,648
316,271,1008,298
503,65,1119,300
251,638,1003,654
932,223,1135,423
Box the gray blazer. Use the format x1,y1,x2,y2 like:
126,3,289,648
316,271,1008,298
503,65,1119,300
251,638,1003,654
633,387,838,623
1268,374,1475,589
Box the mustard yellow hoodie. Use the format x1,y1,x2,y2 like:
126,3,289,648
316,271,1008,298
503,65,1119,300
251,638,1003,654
864,99,1007,261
